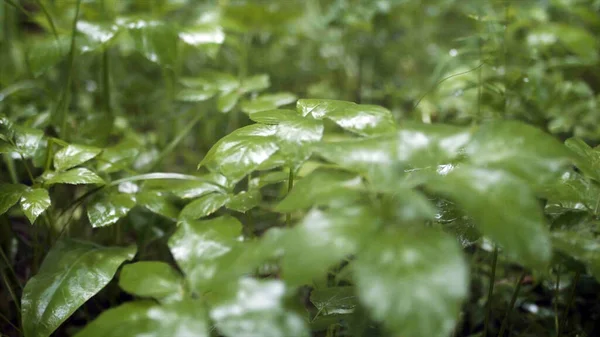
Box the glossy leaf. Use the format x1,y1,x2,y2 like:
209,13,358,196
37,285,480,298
310,286,357,316
565,137,600,181
239,74,270,93
168,215,242,289
74,300,208,337
21,239,136,337
26,36,70,77
296,99,396,136
428,166,552,269
227,189,261,213
54,144,102,171
0,183,26,215
136,191,179,220
13,125,44,158
97,139,140,173
552,231,600,281
210,278,310,337
179,25,225,46
241,92,297,114
354,229,468,337
77,21,120,52
217,91,241,113
169,174,229,199
179,192,230,220
87,194,136,228
44,168,105,185
175,88,217,102
20,188,51,224
122,20,178,66
119,261,184,300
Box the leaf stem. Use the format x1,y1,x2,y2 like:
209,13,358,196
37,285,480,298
483,246,499,337
497,271,526,337
558,271,580,337
554,267,560,335
285,167,294,226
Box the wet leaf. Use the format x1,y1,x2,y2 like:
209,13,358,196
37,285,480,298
0,183,26,215
119,261,184,300
565,137,600,181
20,188,51,224
44,168,105,185
297,99,396,136
73,300,208,337
13,125,44,158
77,21,120,52
226,189,261,213
217,91,241,113
354,229,467,337
168,215,242,290
428,166,552,269
210,278,310,337
179,192,230,220
97,139,140,173
87,194,136,228
21,239,136,337
169,174,229,199
179,25,225,46
122,19,178,66
241,92,297,114
310,286,358,316
175,88,218,102
54,144,102,171
136,191,179,220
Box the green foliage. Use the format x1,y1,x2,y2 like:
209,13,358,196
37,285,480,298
2,1,600,337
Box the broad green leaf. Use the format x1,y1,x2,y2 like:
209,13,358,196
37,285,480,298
54,144,102,171
552,231,600,281
217,91,241,113
239,74,270,93
465,121,572,189
210,278,310,337
175,88,217,102
281,206,379,286
20,188,51,224
565,137,600,181
168,215,242,289
169,174,229,199
276,168,363,212
0,183,26,215
241,92,297,114
226,189,261,213
87,194,136,228
136,191,179,220
26,35,70,77
77,21,120,52
354,229,468,337
428,166,552,269
542,170,600,210
97,139,140,173
73,300,208,337
531,24,598,61
122,20,178,66
13,125,44,158
296,99,396,136
21,239,136,337
248,109,298,124
44,168,105,185
179,192,230,220
179,25,225,46
119,261,184,300
199,124,279,182
310,286,357,316
180,71,239,92
273,116,324,167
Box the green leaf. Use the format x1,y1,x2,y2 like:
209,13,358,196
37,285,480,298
97,139,140,173
122,20,178,66
310,286,357,316
168,174,229,199
179,24,225,46
354,229,468,337
297,99,396,136
552,231,600,281
239,74,270,93
241,92,297,114
541,169,600,210
465,121,572,189
20,188,51,224
77,21,120,52
199,124,279,182
428,166,552,269
26,35,70,76
276,168,363,213
119,261,184,300
136,191,179,220
13,125,44,158
248,109,298,124
87,194,136,228
44,168,105,185
175,88,218,102
210,278,310,337
565,137,600,181
217,91,241,113
73,300,208,337
168,215,242,289
226,189,261,213
179,192,230,220
54,144,102,171
0,183,26,215
21,239,136,337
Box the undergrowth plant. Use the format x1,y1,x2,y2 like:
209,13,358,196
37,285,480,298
1,1,600,337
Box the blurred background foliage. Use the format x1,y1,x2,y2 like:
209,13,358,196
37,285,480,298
1,0,600,336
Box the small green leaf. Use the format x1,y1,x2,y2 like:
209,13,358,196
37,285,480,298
169,174,228,199
97,139,140,173
276,168,363,212
21,239,136,337
217,91,241,113
428,166,552,269
239,74,270,93
297,99,396,136
226,190,261,213
13,125,44,158
20,188,51,224
552,231,600,281
26,35,70,76
87,194,136,228
73,300,208,337
310,286,357,316
565,137,600,181
241,92,297,113
0,183,26,215
168,216,242,290
210,278,310,337
44,168,105,185
77,21,120,52
175,88,218,102
354,229,468,337
179,24,225,46
136,191,179,220
123,20,178,66
248,109,298,124
179,193,230,220
54,144,102,171
119,261,184,300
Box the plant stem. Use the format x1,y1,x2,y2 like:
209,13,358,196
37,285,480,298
483,246,499,337
285,167,294,226
558,271,580,337
554,267,560,335
0,268,19,313
0,310,21,335
498,271,526,337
